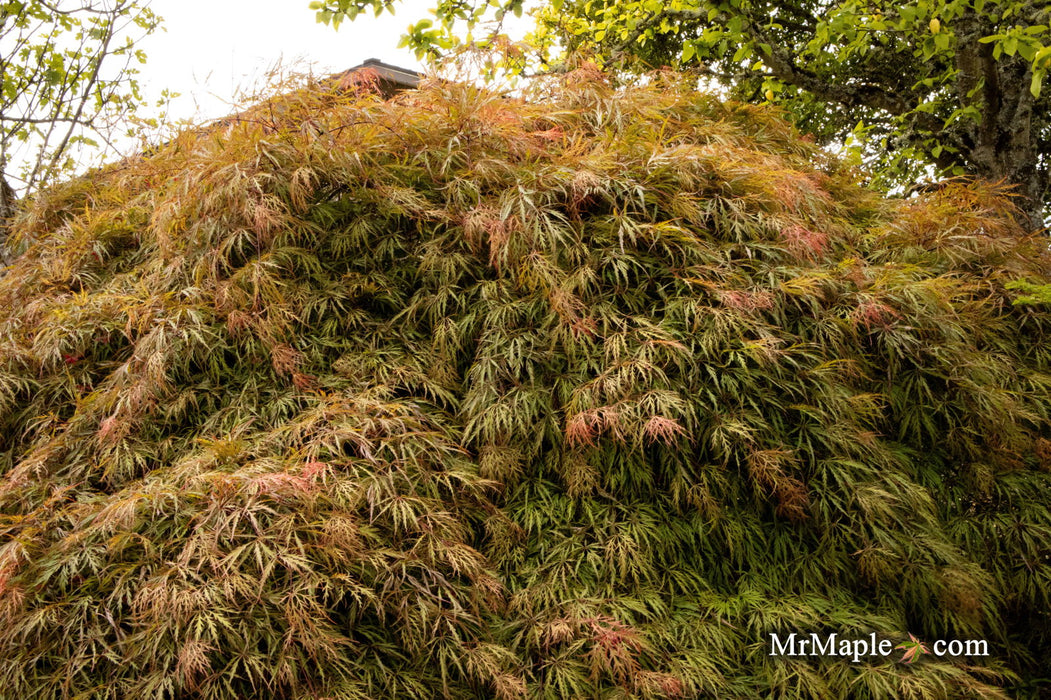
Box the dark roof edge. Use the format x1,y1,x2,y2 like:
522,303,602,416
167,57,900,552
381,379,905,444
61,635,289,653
336,58,422,90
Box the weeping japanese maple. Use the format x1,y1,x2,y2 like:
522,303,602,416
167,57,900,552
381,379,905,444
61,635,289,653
0,68,1049,699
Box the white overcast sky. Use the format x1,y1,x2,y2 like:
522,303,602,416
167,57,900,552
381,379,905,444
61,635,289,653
137,0,433,124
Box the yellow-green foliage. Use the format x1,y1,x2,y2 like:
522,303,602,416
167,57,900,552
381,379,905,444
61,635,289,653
0,69,1049,699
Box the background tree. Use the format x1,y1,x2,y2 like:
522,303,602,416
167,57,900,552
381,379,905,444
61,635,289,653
0,0,160,258
311,0,1051,229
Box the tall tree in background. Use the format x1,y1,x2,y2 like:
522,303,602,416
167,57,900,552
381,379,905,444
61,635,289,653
312,0,1051,229
0,0,160,255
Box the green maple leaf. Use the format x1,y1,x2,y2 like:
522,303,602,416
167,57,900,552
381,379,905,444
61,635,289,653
895,633,930,664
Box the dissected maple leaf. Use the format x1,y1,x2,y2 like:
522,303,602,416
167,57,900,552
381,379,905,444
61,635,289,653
895,633,930,664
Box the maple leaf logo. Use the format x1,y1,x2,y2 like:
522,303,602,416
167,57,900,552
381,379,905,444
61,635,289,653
895,633,930,664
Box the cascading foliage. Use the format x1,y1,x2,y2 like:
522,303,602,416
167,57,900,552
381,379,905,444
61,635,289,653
0,67,1049,699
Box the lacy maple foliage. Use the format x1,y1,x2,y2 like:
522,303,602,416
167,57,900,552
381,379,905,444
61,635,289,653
0,69,1048,699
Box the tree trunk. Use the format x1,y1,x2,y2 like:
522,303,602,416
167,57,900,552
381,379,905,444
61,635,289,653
955,12,1048,231
0,173,16,266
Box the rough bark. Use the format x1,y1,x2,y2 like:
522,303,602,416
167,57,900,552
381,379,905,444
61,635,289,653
954,12,1048,229
0,174,15,266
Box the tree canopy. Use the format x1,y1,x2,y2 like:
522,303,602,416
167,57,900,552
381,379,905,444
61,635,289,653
0,0,160,253
313,0,1051,229
0,70,1050,698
